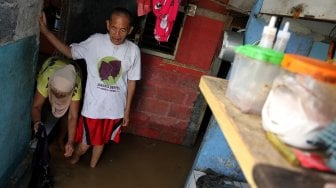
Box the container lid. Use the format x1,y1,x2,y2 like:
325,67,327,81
282,54,336,83
236,44,284,65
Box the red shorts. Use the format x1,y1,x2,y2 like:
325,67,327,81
75,116,122,146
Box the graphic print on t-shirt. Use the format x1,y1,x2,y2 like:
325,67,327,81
98,56,122,85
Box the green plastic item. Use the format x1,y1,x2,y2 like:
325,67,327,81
236,44,284,65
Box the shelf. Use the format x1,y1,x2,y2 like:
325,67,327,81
199,75,336,188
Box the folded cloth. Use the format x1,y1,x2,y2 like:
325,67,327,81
308,121,336,172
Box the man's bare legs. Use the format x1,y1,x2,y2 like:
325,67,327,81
91,145,104,168
70,143,104,168
70,143,90,164
57,115,68,151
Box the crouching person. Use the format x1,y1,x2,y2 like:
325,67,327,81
31,56,82,157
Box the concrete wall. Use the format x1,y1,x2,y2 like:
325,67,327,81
129,54,205,145
0,0,41,186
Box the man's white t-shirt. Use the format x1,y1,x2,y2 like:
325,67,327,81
70,33,141,119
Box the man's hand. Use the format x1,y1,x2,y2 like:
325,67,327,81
64,141,74,157
123,113,130,127
37,11,73,58
38,12,49,35
33,121,42,134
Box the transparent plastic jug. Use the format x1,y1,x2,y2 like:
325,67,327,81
226,45,284,114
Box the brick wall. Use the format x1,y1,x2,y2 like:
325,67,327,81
126,0,227,145
127,54,204,144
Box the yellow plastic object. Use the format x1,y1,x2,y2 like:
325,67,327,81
266,131,300,166
281,54,336,83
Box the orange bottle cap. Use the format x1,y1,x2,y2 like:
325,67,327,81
281,54,336,83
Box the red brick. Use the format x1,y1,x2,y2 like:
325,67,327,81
160,128,186,144
132,126,161,139
176,73,203,91
132,94,144,112
144,56,207,77
184,90,200,106
142,69,161,85
156,87,186,103
128,118,189,144
145,71,201,96
130,111,150,125
160,120,189,132
148,114,180,129
141,53,162,64
148,115,189,143
168,104,192,121
145,70,179,88
137,86,157,99
139,97,170,115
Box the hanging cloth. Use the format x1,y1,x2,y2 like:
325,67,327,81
152,0,179,42
137,0,152,16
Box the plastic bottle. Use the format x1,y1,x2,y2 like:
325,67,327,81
273,22,291,52
259,16,277,49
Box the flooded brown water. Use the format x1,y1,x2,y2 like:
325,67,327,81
49,133,200,188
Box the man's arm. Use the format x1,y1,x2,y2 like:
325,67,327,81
123,80,137,127
64,100,80,157
31,91,46,132
39,12,72,59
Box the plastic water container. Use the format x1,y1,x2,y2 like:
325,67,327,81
262,54,336,149
226,45,284,114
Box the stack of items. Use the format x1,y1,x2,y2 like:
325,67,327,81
226,16,336,173
263,54,336,173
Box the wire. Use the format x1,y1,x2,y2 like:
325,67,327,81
328,24,336,41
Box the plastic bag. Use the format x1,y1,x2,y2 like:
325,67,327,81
29,125,53,188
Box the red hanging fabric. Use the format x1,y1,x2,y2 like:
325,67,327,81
152,0,179,42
